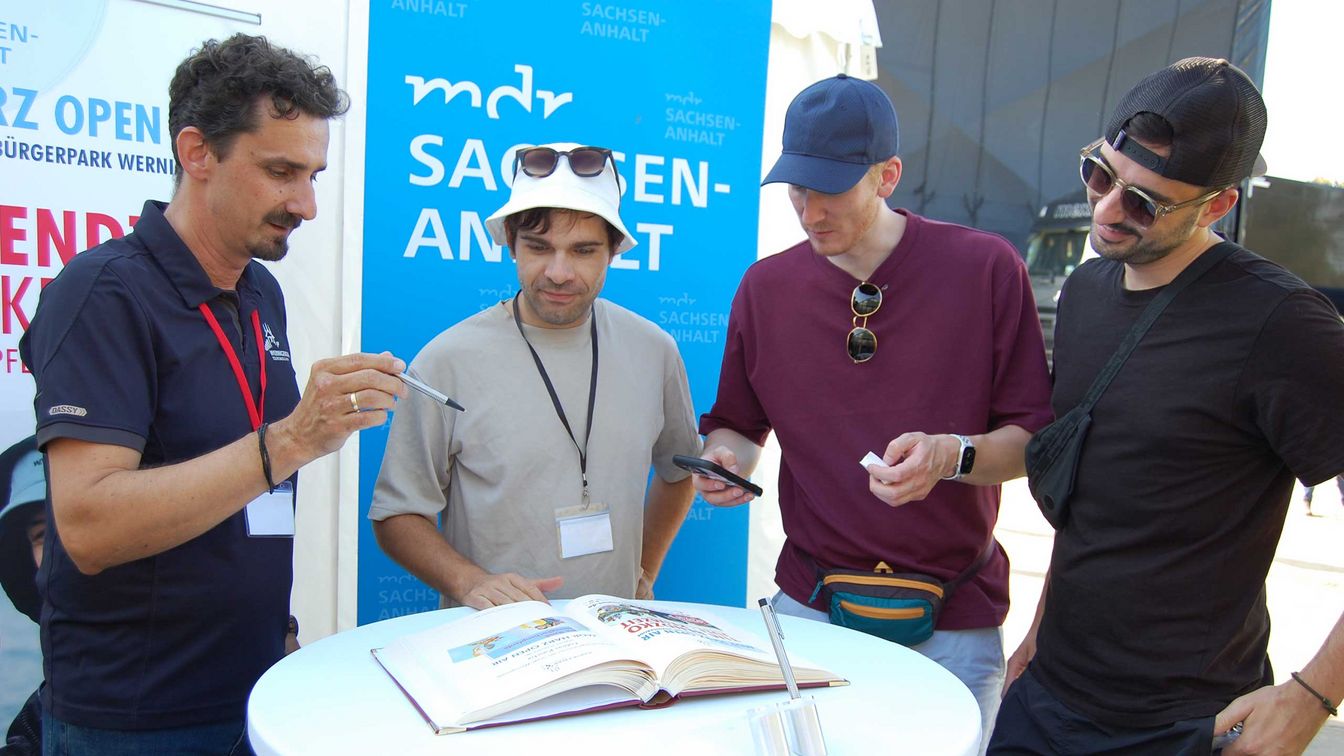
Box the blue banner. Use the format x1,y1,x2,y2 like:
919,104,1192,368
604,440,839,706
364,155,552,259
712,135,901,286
358,0,771,623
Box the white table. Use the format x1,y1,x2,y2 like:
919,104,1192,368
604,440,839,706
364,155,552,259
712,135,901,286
248,600,980,755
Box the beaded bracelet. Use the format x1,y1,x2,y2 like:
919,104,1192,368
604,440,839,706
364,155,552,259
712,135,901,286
1291,672,1339,717
257,422,276,493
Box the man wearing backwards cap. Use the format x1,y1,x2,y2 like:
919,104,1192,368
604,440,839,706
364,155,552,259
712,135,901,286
371,143,699,609
691,74,1053,749
991,58,1344,753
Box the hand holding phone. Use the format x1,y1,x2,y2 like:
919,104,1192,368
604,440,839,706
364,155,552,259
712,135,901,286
673,454,764,497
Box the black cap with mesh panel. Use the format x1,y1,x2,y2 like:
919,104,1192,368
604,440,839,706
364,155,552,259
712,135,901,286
1104,57,1267,188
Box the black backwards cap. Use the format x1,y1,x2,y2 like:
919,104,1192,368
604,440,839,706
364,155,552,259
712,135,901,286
1105,57,1267,188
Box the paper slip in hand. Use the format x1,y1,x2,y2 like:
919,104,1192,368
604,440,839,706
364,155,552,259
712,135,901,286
860,451,887,470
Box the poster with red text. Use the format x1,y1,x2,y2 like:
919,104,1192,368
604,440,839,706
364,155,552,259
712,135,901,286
0,1,244,451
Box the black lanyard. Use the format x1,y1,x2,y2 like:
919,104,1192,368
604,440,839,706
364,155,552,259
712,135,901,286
512,295,599,500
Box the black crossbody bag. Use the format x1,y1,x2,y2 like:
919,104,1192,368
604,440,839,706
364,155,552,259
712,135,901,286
1027,243,1235,528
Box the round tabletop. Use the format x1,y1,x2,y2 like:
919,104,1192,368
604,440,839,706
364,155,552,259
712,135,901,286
248,600,981,755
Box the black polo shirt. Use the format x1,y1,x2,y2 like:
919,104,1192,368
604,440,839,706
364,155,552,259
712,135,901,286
19,200,301,729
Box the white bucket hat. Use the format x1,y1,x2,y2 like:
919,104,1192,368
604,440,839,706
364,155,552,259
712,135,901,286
485,142,637,254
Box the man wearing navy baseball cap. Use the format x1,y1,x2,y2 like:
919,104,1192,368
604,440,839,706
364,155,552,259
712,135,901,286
993,58,1344,753
690,74,1053,750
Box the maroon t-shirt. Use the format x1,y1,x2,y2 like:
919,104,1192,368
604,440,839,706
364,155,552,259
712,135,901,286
700,211,1053,629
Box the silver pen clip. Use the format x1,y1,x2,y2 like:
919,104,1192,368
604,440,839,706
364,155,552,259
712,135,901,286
398,371,465,412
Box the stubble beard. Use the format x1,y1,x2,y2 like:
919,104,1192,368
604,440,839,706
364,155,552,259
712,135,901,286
522,284,593,327
1090,211,1198,267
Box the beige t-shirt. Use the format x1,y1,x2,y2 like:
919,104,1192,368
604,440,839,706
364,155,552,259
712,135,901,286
369,299,700,606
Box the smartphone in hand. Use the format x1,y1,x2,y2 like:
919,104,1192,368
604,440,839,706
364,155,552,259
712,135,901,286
672,455,764,497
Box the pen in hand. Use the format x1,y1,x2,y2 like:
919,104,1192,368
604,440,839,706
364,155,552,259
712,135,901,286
398,371,465,412
759,598,800,699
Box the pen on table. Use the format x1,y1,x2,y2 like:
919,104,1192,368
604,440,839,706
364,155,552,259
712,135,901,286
758,598,800,699
398,372,466,412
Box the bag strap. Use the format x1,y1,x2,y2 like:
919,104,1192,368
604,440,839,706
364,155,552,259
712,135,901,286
943,538,995,596
799,537,994,598
1070,243,1236,414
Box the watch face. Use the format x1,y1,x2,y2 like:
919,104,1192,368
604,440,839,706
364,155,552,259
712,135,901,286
961,445,977,475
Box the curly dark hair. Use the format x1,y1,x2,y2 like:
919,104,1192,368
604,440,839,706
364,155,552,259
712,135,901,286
168,33,349,184
504,207,625,252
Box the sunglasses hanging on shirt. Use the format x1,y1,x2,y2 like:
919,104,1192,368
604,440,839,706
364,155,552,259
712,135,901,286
847,282,882,363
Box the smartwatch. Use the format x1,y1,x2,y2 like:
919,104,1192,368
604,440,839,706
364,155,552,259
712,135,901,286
942,434,976,481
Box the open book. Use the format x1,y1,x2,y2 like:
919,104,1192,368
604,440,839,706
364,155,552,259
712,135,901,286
371,595,847,734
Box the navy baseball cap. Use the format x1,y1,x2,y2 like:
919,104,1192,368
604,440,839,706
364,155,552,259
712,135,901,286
763,74,899,194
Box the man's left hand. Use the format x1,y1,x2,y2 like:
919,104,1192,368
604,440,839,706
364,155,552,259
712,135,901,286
866,432,957,507
1214,680,1330,755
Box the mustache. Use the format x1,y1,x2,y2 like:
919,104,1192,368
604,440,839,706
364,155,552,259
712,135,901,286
1097,220,1141,237
264,210,302,231
534,282,586,295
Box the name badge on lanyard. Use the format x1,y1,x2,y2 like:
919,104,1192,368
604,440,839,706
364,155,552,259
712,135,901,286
200,302,292,538
555,501,613,559
512,296,612,560
246,481,296,537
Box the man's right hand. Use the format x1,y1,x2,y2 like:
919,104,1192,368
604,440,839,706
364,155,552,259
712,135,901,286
690,446,756,506
458,573,565,610
271,352,408,465
1003,634,1036,697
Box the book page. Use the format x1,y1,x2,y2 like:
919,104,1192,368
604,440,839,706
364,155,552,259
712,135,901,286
373,601,658,730
566,597,777,674
565,596,845,696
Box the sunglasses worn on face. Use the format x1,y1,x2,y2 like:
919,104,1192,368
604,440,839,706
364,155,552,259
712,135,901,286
848,282,882,363
1078,139,1225,228
514,146,615,179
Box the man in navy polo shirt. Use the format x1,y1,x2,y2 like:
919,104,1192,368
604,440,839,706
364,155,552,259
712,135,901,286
690,75,1053,752
19,34,406,754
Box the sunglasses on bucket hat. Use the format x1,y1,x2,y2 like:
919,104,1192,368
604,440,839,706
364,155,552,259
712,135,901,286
513,145,615,177
847,282,882,363
513,145,621,202
1078,139,1226,228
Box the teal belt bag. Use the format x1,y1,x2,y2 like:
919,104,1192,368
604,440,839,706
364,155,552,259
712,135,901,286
809,543,995,647
815,568,943,646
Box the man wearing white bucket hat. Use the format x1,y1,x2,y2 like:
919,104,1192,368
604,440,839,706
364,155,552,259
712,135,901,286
371,143,700,610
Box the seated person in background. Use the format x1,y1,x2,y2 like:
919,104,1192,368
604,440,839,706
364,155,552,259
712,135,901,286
371,143,700,610
1,435,46,755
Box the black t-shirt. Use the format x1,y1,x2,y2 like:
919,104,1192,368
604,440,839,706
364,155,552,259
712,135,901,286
1032,244,1344,728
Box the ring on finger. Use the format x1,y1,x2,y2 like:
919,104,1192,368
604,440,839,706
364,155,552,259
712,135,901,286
349,392,361,413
